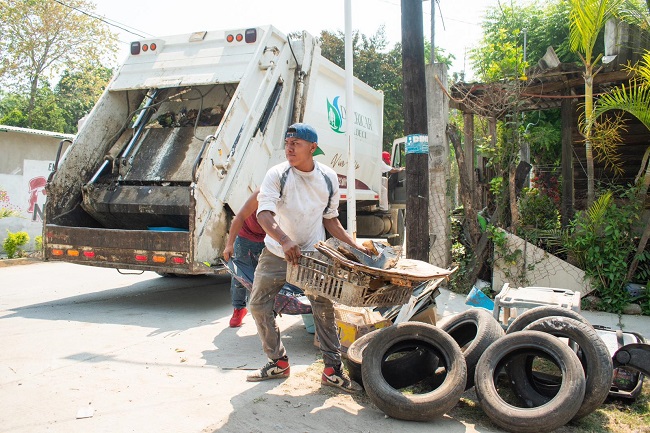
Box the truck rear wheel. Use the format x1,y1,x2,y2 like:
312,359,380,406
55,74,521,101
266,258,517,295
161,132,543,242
388,209,405,246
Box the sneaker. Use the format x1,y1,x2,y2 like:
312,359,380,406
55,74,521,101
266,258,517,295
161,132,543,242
246,357,290,382
229,307,247,327
322,366,362,394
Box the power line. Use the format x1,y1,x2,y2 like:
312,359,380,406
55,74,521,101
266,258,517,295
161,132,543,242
51,0,153,39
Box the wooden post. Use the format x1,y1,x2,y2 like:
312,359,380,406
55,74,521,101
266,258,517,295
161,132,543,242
426,63,451,267
561,92,574,227
402,0,429,261
463,112,475,195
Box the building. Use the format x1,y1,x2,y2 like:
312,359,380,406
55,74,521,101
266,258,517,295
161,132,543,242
0,125,75,253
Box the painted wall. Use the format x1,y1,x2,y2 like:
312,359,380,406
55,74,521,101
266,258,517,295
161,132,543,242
0,126,74,254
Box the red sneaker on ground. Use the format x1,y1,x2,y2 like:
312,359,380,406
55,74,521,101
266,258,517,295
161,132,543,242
246,356,290,382
229,307,247,327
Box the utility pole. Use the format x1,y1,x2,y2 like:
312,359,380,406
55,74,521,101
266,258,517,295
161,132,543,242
402,0,429,261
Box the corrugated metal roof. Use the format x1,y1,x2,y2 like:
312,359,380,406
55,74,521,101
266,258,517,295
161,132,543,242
0,124,75,140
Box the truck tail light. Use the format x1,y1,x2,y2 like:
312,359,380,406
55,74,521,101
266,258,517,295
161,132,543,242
171,256,185,264
51,249,64,256
83,251,95,258
67,249,80,257
152,255,166,263
135,254,148,262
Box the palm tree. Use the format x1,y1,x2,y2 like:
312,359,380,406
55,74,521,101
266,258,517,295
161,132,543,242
568,0,624,206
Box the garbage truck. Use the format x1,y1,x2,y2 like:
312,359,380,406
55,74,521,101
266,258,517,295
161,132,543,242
43,25,405,275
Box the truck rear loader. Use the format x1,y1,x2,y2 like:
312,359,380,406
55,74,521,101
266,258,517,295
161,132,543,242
44,25,405,275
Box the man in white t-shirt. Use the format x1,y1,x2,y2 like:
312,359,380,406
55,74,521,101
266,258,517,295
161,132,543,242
246,123,367,393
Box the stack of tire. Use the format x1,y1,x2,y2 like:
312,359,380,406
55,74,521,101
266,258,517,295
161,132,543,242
346,306,612,433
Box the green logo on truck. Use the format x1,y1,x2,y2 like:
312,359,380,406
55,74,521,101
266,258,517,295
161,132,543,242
327,96,345,134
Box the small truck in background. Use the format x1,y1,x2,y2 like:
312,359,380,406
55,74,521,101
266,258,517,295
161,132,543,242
44,25,405,275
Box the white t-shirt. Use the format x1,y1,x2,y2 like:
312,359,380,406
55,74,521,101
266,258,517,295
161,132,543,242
380,159,393,173
257,161,340,258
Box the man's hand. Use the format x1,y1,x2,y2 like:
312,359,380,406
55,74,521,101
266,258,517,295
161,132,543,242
354,243,372,256
281,238,301,265
223,243,234,262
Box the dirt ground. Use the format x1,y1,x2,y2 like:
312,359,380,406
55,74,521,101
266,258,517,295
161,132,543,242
2,260,648,433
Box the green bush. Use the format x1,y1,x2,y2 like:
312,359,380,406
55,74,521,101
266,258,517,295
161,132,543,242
35,235,43,251
3,230,29,259
518,187,560,230
564,191,639,313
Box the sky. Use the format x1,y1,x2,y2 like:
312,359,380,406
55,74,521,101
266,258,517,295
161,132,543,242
91,0,502,80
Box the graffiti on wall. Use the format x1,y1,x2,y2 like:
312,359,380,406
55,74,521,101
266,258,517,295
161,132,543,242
0,160,53,223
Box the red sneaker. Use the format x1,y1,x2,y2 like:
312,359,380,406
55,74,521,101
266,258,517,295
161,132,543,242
229,307,247,327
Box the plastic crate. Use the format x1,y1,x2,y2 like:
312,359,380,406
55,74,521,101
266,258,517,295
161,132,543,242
286,253,412,307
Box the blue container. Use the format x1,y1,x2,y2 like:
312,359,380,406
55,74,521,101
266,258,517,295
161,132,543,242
465,286,494,310
302,314,315,334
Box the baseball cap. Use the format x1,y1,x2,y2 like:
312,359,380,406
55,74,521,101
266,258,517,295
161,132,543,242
285,123,324,156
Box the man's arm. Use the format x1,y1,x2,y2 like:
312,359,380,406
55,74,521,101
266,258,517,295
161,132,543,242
257,210,301,264
222,190,260,262
323,217,370,254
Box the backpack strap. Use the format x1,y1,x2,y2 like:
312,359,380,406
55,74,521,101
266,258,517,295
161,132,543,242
316,163,334,214
278,163,334,215
278,165,291,199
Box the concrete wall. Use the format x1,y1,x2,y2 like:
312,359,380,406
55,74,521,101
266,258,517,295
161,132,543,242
492,229,593,297
0,126,74,254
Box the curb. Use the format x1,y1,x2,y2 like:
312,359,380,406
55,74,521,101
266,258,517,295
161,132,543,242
0,257,41,268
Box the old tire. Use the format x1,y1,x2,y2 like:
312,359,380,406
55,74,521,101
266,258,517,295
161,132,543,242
506,316,613,420
361,322,466,421
474,330,586,433
345,328,439,389
506,305,591,334
438,308,505,389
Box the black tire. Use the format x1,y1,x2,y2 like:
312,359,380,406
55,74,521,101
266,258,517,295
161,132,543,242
438,308,505,389
345,329,439,389
506,316,613,420
361,322,466,421
506,305,591,334
388,209,405,246
474,330,586,433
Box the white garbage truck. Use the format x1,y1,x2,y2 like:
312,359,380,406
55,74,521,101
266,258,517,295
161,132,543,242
43,25,405,275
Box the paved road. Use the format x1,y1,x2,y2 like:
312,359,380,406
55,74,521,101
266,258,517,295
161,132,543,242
0,261,497,433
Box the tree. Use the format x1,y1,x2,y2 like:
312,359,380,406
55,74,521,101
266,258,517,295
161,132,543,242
55,63,114,133
0,83,66,131
0,0,117,127
568,0,624,206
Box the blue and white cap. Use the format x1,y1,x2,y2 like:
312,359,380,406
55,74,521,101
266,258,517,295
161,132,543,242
285,123,324,156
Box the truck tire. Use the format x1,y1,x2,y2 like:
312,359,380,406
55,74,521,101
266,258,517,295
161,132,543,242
506,316,613,420
361,322,466,421
345,329,439,389
438,308,505,389
474,330,585,433
388,209,405,246
505,305,591,334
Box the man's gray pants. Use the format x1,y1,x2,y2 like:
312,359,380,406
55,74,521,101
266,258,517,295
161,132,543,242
249,248,342,368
